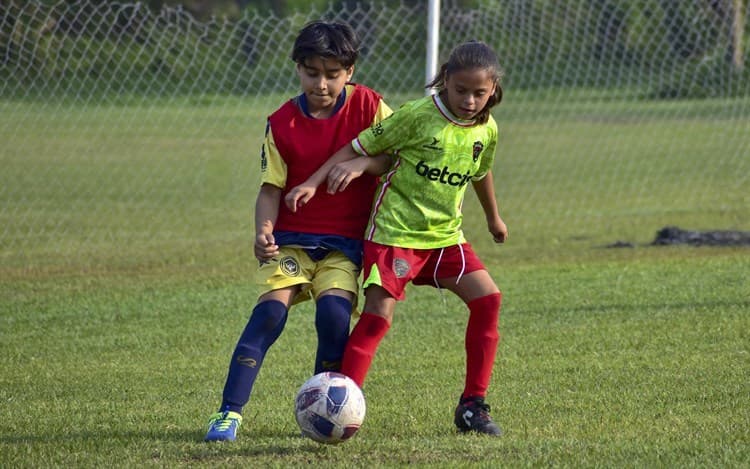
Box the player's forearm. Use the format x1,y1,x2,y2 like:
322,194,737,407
255,184,281,235
472,171,501,221
364,153,393,176
306,143,360,186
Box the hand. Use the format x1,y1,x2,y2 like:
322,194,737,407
489,217,508,244
326,158,367,193
284,183,317,212
254,232,279,261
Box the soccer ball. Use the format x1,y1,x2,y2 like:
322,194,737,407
294,371,366,444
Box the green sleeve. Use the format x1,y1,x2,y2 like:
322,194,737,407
355,100,415,156
474,119,498,180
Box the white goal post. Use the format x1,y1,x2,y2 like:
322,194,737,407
426,0,440,94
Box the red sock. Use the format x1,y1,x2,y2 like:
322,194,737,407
463,293,502,399
340,312,390,388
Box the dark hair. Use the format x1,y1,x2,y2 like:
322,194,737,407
426,41,504,124
291,20,360,68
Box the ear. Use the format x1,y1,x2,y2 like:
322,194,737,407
442,70,451,86
346,65,355,81
494,83,503,104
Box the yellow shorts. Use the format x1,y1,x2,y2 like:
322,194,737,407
256,247,360,306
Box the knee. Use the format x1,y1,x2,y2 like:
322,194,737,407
315,295,352,334
249,300,288,334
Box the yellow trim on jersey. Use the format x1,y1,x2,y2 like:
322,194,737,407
374,99,393,124
261,126,286,188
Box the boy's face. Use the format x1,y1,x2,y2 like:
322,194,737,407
296,56,353,117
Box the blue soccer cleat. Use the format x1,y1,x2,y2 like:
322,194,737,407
204,411,243,442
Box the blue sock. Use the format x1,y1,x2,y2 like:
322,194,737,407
314,295,352,373
220,300,288,414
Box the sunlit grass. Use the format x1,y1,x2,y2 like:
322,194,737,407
1,96,749,466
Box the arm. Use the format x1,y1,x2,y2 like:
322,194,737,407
283,143,360,212
286,98,399,211
254,183,282,260
326,153,392,193
471,170,508,243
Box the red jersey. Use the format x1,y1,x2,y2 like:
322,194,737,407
265,84,390,239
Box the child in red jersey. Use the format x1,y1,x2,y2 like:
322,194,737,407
204,20,392,442
286,41,507,436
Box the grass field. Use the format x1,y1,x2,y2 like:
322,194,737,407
1,95,749,467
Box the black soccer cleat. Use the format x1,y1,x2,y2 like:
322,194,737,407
454,396,502,436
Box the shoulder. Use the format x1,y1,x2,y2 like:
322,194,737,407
349,83,382,99
486,114,498,129
411,95,443,116
268,98,298,123
411,95,434,108
347,83,384,108
485,115,498,138
472,114,498,140
389,96,429,117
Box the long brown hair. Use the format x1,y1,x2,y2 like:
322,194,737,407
426,41,504,124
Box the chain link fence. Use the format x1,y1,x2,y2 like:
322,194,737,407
2,0,749,271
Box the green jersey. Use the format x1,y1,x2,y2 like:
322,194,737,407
353,94,498,249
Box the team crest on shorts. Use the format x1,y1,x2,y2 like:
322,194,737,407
393,258,410,278
280,256,300,277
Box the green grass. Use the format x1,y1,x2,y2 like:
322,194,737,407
2,95,748,271
1,95,749,466
1,252,748,467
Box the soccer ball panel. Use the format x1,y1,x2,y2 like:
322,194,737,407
295,372,366,444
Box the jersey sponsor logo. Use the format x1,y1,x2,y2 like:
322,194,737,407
260,144,267,172
415,160,472,186
422,137,442,151
393,258,410,278
280,256,300,276
472,141,483,162
261,120,270,172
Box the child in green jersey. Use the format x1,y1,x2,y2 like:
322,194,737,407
286,40,507,436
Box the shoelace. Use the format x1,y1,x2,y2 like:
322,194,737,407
211,413,238,431
466,400,493,422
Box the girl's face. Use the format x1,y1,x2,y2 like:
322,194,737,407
296,56,353,118
442,68,496,121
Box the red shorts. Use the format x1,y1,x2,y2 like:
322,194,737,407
362,241,486,301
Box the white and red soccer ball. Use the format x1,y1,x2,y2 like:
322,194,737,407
294,371,366,444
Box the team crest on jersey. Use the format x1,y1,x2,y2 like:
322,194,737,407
280,256,300,276
393,258,410,278
472,141,483,162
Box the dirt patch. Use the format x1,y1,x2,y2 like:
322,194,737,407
651,226,750,246
605,226,750,248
